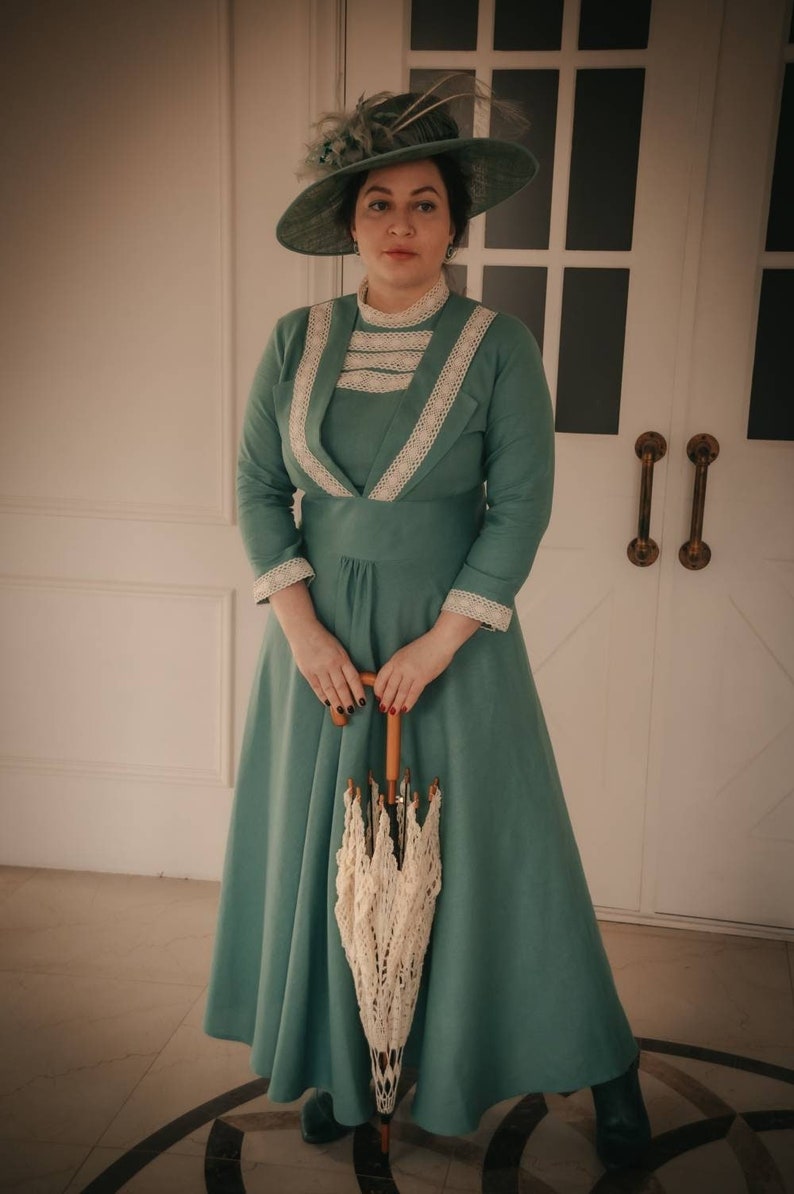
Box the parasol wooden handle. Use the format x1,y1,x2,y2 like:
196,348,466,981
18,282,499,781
329,670,401,788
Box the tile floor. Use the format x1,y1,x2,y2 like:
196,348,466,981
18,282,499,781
0,864,792,1193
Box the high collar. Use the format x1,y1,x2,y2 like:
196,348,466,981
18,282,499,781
357,275,449,328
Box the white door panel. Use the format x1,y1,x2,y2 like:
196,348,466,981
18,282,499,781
655,2,794,929
345,0,794,933
344,0,712,915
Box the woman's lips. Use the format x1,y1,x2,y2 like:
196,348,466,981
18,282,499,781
383,249,417,259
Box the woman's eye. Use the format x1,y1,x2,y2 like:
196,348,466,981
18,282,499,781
369,200,388,211
417,201,436,212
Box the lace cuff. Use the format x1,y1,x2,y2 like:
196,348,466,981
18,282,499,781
441,588,513,633
253,557,315,604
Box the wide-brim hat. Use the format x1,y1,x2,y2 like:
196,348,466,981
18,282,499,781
276,88,538,257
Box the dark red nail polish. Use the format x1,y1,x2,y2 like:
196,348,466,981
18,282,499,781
401,705,408,713
358,697,366,707
324,699,331,707
389,707,396,716
336,705,344,714
347,705,355,714
379,703,386,712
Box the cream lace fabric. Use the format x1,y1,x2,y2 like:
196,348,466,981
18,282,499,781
289,302,355,498
252,557,315,603
357,275,448,327
335,782,443,1118
441,588,512,632
336,314,434,395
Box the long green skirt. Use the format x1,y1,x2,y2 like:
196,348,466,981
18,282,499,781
203,490,638,1135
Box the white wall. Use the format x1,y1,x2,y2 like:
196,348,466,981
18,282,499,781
0,0,336,878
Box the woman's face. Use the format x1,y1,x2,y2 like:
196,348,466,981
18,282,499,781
350,159,455,302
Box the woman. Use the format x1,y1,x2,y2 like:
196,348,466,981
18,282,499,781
203,86,651,1170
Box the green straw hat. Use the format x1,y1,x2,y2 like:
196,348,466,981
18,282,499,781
276,88,538,257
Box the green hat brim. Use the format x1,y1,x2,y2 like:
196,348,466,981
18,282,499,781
275,138,539,256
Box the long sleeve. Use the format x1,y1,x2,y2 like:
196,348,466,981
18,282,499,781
237,319,315,604
441,319,554,631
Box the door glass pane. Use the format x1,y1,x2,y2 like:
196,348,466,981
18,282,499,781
765,64,794,251
556,268,629,434
748,270,794,441
566,69,644,250
485,70,559,249
578,0,652,49
411,0,478,50
482,266,547,348
493,0,563,51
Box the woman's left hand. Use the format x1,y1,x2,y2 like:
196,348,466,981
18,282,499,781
374,612,481,714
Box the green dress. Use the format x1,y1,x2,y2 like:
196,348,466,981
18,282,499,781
202,277,639,1136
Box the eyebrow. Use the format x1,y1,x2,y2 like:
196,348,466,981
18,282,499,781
362,184,441,197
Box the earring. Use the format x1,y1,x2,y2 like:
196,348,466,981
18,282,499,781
444,243,457,262
352,240,360,256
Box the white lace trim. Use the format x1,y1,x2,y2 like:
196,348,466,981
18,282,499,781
337,370,413,393
289,303,355,498
369,306,497,501
349,330,432,352
441,588,512,632
253,557,315,603
343,350,424,371
357,276,449,328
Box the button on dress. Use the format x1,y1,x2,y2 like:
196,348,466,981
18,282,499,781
202,278,639,1135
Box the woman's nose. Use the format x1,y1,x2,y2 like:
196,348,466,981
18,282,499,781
389,210,415,235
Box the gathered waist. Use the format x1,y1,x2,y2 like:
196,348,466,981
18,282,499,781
301,488,484,567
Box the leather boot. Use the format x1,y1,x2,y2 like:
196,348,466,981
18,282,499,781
300,1088,354,1145
591,1053,651,1170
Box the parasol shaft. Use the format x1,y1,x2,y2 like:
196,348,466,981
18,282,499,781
330,671,402,807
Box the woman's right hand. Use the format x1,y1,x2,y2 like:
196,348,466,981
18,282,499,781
269,581,366,713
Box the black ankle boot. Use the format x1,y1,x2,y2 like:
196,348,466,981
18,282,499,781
591,1053,651,1170
300,1088,354,1145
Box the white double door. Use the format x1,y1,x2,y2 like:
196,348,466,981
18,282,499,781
344,0,794,933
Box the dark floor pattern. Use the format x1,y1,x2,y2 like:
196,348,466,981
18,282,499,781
80,1040,794,1192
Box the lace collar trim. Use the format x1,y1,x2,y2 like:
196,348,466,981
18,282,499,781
357,275,449,328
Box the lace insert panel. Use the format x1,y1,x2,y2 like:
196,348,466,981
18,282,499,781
337,370,415,394
369,306,497,502
289,303,355,498
357,275,449,328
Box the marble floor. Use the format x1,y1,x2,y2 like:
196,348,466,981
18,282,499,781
0,866,792,1193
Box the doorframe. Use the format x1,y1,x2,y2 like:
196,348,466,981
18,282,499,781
304,0,346,305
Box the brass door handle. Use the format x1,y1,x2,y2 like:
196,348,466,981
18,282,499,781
679,433,719,569
627,431,667,566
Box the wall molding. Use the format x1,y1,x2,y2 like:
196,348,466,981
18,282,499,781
0,575,234,787
303,0,345,305
0,495,231,525
0,0,236,529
